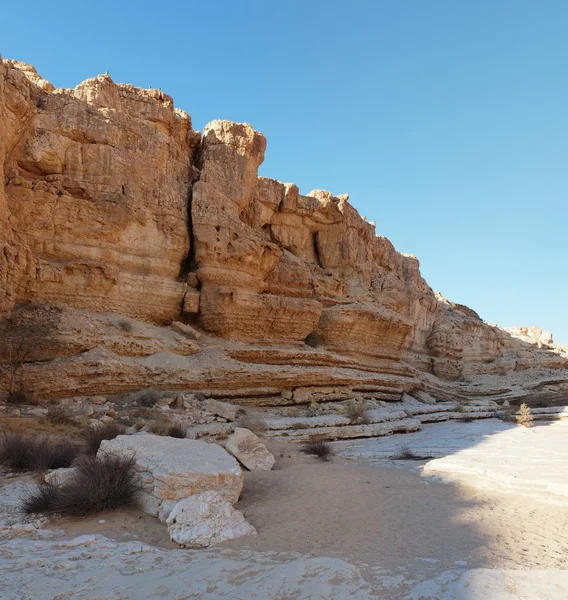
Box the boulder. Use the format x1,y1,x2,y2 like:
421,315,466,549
166,491,256,548
225,428,275,471
203,399,242,422
98,434,243,520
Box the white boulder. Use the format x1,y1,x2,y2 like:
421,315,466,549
98,434,243,520
166,490,256,547
225,427,275,471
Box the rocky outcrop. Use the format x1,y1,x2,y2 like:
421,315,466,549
0,58,199,321
1,59,567,409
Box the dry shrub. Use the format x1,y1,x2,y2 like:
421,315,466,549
394,446,432,461
135,388,161,408
301,435,334,461
6,390,30,405
0,432,80,471
149,419,186,438
23,454,140,517
82,423,125,455
166,423,186,438
517,402,534,428
46,405,73,426
117,319,133,333
345,400,371,425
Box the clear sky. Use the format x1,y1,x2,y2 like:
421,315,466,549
3,1,567,342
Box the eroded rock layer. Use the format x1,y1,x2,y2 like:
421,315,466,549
1,59,567,406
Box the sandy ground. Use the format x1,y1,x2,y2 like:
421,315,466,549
2,419,568,598
227,437,568,586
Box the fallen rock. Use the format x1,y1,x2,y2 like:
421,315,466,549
166,491,256,547
225,427,275,471
26,407,47,417
90,396,107,406
171,321,201,341
203,398,243,422
413,390,438,405
98,434,243,520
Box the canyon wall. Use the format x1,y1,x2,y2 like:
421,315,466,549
1,59,567,405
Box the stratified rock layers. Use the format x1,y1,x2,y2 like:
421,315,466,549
0,59,199,320
1,59,567,404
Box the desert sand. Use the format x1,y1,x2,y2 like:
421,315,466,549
2,419,568,598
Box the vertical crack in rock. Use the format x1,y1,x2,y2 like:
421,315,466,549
312,232,324,269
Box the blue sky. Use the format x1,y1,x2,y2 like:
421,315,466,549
3,1,567,342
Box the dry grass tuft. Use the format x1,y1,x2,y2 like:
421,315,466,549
117,319,134,333
301,435,334,461
82,423,125,455
6,390,32,405
345,400,371,424
135,388,161,408
0,432,80,471
149,419,186,438
45,405,74,426
394,446,433,461
23,454,140,517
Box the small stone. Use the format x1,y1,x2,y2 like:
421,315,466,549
45,468,77,487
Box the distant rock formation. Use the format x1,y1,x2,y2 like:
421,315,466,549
1,58,567,406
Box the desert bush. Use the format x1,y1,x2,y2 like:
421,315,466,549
517,402,534,428
6,390,29,405
345,400,371,424
117,319,133,333
301,435,334,461
46,405,73,425
166,423,186,438
82,423,125,455
394,446,432,461
135,388,161,408
23,454,140,517
149,419,186,438
0,432,80,471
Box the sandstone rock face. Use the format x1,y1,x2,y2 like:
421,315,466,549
1,59,567,409
98,435,243,520
166,491,256,547
0,58,199,320
225,428,275,471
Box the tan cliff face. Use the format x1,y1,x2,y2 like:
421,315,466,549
1,59,567,404
0,59,200,321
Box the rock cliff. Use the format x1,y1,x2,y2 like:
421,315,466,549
1,59,567,407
